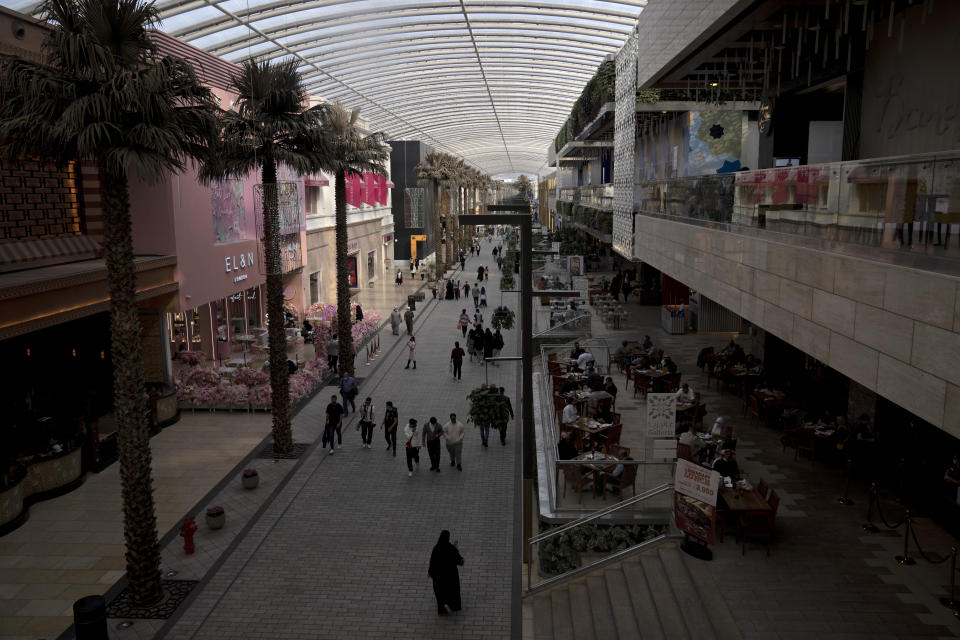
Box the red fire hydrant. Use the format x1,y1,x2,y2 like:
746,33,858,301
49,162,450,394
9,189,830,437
180,517,198,555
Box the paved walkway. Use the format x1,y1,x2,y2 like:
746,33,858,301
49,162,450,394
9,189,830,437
159,245,519,639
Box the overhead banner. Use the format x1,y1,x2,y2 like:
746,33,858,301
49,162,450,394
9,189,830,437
673,458,721,545
646,393,677,438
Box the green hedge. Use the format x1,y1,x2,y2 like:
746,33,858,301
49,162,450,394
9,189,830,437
554,60,615,152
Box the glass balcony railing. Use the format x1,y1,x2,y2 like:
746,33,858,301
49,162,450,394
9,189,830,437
559,184,614,210
633,151,960,261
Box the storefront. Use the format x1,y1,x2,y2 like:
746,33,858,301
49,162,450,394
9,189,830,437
305,216,387,305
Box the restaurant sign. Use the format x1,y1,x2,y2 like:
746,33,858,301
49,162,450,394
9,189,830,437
673,459,720,545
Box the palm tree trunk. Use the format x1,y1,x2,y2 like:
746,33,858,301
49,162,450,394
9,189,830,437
335,169,353,377
434,183,443,269
100,167,162,604
445,187,453,273
261,157,293,454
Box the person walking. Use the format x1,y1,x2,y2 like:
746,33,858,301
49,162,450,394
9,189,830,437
355,304,363,323
404,307,415,336
459,254,466,271
454,280,461,300
450,341,465,380
327,334,339,372
357,396,375,448
477,265,484,281
396,269,403,286
472,308,483,330
390,307,401,335
462,281,471,301
429,530,464,615
492,328,504,364
458,309,470,338
474,326,486,364
339,371,358,415
484,266,489,281
382,400,398,456
472,284,480,310
483,328,494,363
443,413,464,470
479,287,487,308
497,386,515,446
423,416,444,472
323,394,344,454
404,418,421,477
405,335,417,369
497,255,503,270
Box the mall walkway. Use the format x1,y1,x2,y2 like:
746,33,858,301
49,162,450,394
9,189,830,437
158,244,519,639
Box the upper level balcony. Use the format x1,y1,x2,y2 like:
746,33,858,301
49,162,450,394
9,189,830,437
559,184,614,211
631,150,960,275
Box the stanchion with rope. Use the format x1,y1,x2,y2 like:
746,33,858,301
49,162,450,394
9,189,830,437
939,547,960,615
838,457,855,506
895,511,916,565
863,483,880,532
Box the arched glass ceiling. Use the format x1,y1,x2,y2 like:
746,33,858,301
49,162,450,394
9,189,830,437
4,0,644,174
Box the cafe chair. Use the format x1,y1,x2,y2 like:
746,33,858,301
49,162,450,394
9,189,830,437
738,489,780,556
794,429,816,463
561,464,594,504
596,423,622,449
633,373,651,399
756,478,769,500
602,464,638,501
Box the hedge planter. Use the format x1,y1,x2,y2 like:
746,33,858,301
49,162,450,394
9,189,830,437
205,506,225,530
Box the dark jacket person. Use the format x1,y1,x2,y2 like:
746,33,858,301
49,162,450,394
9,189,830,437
428,530,464,614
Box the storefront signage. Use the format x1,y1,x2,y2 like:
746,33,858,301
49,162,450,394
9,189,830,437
226,251,255,283
347,240,359,252
674,458,720,506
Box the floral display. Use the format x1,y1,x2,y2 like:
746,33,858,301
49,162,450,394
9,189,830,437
180,368,220,388
234,367,269,387
305,301,382,361
177,364,327,411
491,306,515,330
305,359,329,378
177,350,202,367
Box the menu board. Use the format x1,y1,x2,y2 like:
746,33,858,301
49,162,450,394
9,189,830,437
673,458,721,545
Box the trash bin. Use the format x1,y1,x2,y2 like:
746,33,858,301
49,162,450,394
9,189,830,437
407,294,416,311
74,595,108,640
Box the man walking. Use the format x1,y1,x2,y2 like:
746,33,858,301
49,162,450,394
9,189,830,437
390,307,401,335
443,413,464,471
327,334,339,372
472,284,480,310
404,307,415,336
404,418,421,477
382,401,398,456
423,416,444,472
498,386,514,446
323,394,344,454
339,371,358,415
357,396,375,448
450,341,465,381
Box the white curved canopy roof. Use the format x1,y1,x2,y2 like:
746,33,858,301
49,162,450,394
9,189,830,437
6,0,644,175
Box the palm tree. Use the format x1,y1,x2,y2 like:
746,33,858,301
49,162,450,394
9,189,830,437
415,151,449,269
443,157,465,267
0,0,218,603
201,58,330,456
315,102,388,377
516,174,533,202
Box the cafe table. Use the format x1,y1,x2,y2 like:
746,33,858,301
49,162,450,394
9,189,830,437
574,451,620,496
720,483,771,512
565,417,612,449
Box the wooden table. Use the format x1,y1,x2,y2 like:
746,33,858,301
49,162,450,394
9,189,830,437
720,486,771,512
575,452,620,496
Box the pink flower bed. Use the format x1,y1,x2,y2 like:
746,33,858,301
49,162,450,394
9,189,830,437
180,368,220,387
306,301,382,361
234,367,269,387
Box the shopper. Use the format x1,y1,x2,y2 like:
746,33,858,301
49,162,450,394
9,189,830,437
323,394,344,454
355,304,363,323
458,309,470,338
483,328,494,363
484,266,489,281
390,307,401,335
497,387,514,446
382,400,398,456
356,396,375,448
450,341,465,381
462,282,471,300
429,530,464,615
405,335,417,369
492,329,504,362
339,371,358,415
472,284,480,309
443,413,464,470
479,287,487,308
396,269,403,286
404,418,421,477
327,334,339,372
454,280,461,300
423,416,444,472
477,265,484,281
404,307,415,335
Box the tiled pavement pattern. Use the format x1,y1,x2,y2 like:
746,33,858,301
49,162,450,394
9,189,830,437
552,302,960,639
158,245,519,639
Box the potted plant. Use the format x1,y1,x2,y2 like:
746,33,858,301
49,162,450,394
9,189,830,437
500,272,515,291
466,385,511,435
205,505,225,529
241,468,259,490
491,306,515,330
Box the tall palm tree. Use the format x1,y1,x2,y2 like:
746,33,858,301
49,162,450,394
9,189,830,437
315,102,388,377
0,0,219,603
443,157,465,267
516,174,533,202
201,58,330,456
415,151,448,269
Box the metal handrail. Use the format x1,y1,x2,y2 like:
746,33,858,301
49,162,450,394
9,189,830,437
528,483,674,545
532,313,592,339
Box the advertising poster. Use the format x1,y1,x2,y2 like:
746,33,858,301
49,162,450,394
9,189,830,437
567,255,583,278
646,393,678,438
673,458,720,545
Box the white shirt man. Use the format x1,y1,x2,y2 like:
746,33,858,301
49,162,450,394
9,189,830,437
443,414,465,470
587,388,614,414
576,352,594,370
561,401,579,424
711,417,732,440
674,384,695,402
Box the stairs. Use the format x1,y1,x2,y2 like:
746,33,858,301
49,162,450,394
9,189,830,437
525,542,741,640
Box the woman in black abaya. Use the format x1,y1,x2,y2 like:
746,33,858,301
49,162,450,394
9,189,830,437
428,530,464,614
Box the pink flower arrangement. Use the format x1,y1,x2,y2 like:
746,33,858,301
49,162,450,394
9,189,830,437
307,302,381,360
249,385,272,409
234,367,269,387
305,359,329,378
178,351,202,367
181,368,220,388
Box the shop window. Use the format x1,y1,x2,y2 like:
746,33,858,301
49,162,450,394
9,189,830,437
246,287,262,329
309,272,319,304
229,292,246,335
306,185,323,215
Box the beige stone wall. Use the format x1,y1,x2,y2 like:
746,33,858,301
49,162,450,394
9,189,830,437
634,215,960,434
